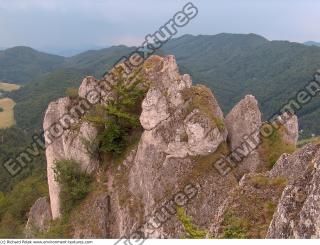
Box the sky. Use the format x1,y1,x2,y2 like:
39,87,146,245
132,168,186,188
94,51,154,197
0,0,320,55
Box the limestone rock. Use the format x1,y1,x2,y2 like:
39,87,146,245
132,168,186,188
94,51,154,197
282,113,299,146
267,146,320,238
108,55,237,238
269,143,320,184
71,193,110,238
225,95,262,178
44,98,100,219
25,197,52,238
211,172,287,238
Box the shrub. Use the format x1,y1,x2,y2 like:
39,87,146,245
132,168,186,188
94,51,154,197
221,211,248,239
53,160,93,213
84,67,147,158
0,107,3,112
176,207,207,239
99,121,127,155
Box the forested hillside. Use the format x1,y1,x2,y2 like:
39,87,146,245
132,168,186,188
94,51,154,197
0,47,65,84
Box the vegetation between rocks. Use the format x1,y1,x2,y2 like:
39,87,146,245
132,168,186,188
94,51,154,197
176,207,207,239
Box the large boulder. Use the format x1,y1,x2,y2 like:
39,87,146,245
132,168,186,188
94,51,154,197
25,197,52,238
225,95,263,178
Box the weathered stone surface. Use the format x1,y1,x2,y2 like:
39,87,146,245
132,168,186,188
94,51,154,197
108,55,237,238
282,114,299,146
71,193,110,238
267,146,320,238
25,197,52,238
140,88,170,130
225,95,262,178
211,172,287,238
44,98,100,219
78,76,99,101
269,143,320,184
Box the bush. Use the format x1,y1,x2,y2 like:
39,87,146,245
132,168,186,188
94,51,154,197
99,121,127,155
53,160,93,213
0,107,3,112
84,67,147,158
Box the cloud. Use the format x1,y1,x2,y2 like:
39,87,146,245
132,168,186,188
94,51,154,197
1,0,320,50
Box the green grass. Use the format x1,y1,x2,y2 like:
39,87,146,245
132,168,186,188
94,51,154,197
219,175,287,239
176,207,207,239
260,124,296,169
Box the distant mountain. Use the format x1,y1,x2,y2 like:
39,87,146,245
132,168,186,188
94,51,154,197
10,45,135,130
304,41,320,47
39,45,109,57
6,34,320,136
0,46,65,84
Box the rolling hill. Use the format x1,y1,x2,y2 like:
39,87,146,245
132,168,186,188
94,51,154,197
0,46,65,84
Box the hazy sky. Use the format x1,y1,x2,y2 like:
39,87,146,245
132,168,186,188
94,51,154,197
0,0,320,51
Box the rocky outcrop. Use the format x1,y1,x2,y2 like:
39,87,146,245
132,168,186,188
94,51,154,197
42,53,319,239
44,98,100,219
25,197,52,238
267,145,320,238
109,55,237,238
225,95,262,178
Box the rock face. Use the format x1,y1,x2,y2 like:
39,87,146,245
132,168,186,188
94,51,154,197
269,143,320,184
25,197,52,238
109,56,237,238
211,172,287,238
267,145,320,238
282,114,299,146
44,97,100,219
225,95,262,178
71,192,110,238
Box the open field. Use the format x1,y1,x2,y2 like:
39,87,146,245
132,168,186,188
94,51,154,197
0,98,16,128
0,81,21,91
